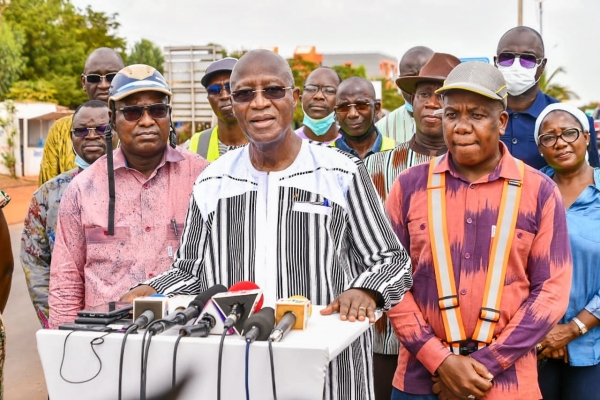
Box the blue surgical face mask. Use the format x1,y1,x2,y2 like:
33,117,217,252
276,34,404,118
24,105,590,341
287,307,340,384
302,109,336,136
75,153,91,170
405,102,413,113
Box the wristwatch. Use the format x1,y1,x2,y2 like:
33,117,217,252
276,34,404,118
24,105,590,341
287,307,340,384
572,317,588,335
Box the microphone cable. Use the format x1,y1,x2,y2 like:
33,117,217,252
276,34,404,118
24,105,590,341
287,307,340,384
140,319,167,400
172,331,185,389
268,338,278,400
118,324,138,400
59,330,111,384
216,328,228,400
245,341,251,400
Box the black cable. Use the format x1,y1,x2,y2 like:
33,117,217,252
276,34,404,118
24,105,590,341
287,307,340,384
216,328,228,400
140,330,154,400
118,325,138,400
172,333,185,389
268,338,278,400
245,341,251,400
59,331,111,384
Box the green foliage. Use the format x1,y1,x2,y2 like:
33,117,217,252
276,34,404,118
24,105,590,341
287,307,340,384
3,0,126,108
376,78,405,112
127,39,165,73
7,80,57,103
0,100,17,178
539,66,579,102
0,22,25,99
331,64,367,80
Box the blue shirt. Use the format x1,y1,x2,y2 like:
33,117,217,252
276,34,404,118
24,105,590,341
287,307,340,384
334,127,385,159
503,90,599,169
542,166,600,367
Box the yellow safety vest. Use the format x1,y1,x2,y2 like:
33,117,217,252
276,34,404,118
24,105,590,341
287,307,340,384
189,126,220,162
331,135,396,151
426,155,524,350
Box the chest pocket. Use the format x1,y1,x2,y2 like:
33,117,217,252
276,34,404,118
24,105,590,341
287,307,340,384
84,226,133,267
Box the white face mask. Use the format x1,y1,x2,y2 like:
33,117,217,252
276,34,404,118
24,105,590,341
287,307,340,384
497,63,540,96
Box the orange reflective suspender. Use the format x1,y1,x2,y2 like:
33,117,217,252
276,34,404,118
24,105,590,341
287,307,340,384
427,156,524,350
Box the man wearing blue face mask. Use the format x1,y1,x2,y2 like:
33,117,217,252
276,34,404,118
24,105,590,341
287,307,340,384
21,100,109,328
495,26,599,169
296,67,342,144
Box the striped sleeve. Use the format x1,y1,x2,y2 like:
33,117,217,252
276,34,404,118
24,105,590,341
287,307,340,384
144,193,209,295
346,161,412,310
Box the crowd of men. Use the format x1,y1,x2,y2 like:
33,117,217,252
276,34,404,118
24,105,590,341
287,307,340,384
11,25,600,400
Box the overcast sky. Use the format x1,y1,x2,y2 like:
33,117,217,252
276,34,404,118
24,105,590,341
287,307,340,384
71,0,599,106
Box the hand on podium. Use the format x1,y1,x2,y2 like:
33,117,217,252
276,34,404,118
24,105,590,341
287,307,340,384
120,285,158,302
320,288,378,323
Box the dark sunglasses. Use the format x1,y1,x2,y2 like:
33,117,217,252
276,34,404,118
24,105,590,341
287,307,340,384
71,125,108,138
497,52,542,69
231,86,293,103
84,73,118,84
538,128,581,148
303,84,337,96
206,83,231,96
334,101,373,114
118,103,171,122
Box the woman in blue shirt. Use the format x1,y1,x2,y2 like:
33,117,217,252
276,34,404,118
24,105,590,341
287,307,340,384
535,103,600,400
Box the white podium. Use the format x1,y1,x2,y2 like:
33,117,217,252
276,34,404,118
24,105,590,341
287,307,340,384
37,306,375,400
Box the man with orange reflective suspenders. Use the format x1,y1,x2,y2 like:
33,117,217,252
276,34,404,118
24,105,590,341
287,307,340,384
386,62,572,399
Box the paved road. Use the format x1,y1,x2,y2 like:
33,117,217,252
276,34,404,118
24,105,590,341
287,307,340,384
5,223,48,400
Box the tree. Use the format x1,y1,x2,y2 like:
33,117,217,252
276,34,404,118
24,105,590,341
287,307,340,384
127,39,165,73
0,101,17,178
3,0,126,108
0,22,24,99
376,78,405,112
6,80,57,102
331,64,367,80
539,66,579,102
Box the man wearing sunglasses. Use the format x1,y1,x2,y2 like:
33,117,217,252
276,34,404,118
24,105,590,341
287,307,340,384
495,26,599,170
47,65,209,329
332,77,396,159
295,67,342,144
121,50,413,400
38,47,125,186
21,100,109,328
186,57,248,161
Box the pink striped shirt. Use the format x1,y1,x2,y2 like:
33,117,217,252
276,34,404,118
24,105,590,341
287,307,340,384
48,146,208,328
386,143,572,398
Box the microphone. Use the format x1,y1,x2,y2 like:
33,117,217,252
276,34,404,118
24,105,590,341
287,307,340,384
179,313,217,338
148,284,227,335
211,281,264,335
243,307,275,343
269,296,312,342
132,310,155,330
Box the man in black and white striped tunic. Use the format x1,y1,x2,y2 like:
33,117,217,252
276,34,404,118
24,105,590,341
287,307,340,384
123,49,413,400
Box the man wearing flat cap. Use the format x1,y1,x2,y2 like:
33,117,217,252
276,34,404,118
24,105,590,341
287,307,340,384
364,52,460,400
186,57,248,160
386,62,572,399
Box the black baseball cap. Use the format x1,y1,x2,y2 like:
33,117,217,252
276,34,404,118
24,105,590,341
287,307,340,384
200,57,238,88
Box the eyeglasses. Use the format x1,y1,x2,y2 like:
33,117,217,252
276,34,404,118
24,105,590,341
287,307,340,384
538,128,581,148
71,125,108,138
303,85,337,96
118,103,171,122
231,86,293,103
84,73,118,84
415,89,443,103
206,83,231,96
497,52,542,69
334,101,373,114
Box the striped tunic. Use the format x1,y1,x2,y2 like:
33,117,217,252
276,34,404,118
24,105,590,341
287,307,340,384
364,138,446,355
146,140,413,400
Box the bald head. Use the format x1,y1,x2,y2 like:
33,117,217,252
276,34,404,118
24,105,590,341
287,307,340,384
497,26,545,57
82,47,126,102
230,49,294,89
399,46,434,77
338,77,376,100
84,47,124,73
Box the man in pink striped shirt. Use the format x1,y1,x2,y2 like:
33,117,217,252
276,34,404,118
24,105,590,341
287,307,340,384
48,65,209,328
386,62,572,399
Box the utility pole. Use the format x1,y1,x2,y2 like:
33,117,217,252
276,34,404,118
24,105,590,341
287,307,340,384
518,0,523,26
539,0,544,37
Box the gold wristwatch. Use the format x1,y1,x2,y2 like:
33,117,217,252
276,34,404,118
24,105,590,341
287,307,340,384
572,317,588,335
